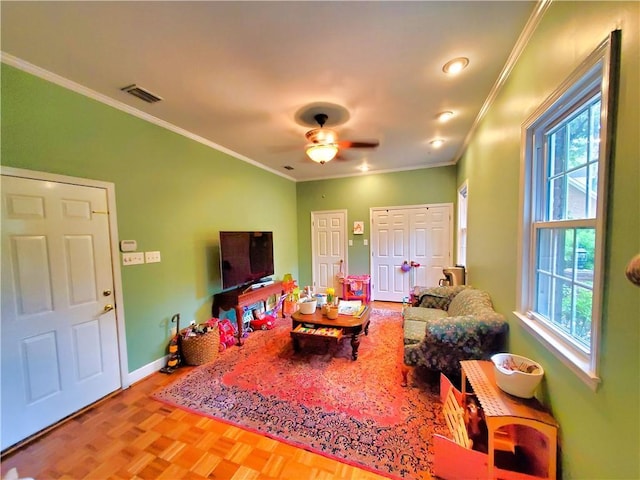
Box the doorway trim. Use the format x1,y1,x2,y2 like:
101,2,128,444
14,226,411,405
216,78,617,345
1,166,130,389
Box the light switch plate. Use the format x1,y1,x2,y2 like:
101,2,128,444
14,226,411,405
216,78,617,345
145,251,161,263
122,252,144,265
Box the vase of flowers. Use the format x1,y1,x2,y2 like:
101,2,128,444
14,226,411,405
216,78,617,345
326,287,336,304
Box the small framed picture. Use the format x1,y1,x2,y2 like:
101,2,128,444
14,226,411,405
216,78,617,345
353,221,364,235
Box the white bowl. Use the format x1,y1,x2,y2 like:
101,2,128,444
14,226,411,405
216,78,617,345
298,299,317,314
491,353,544,399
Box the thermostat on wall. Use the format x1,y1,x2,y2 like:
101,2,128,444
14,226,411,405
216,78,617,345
119,240,137,252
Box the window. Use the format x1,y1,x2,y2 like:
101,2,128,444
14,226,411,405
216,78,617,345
517,32,619,389
457,181,468,266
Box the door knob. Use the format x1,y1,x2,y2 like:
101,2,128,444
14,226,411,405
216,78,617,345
102,304,114,313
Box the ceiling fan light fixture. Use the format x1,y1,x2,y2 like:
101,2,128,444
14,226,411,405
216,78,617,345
306,143,338,164
442,57,469,75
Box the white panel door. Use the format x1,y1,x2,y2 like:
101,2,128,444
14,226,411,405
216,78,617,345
411,205,452,287
371,210,410,301
371,204,453,302
1,175,121,450
311,210,347,294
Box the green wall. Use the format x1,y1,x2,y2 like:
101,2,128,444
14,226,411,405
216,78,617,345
1,64,299,372
457,2,639,478
295,167,457,287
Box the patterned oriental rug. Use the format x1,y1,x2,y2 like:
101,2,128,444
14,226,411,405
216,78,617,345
153,308,447,479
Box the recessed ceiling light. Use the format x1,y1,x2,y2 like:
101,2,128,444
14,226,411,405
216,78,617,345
359,164,370,172
437,111,454,122
430,139,445,149
442,57,469,75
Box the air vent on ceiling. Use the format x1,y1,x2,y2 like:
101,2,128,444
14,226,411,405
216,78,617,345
120,84,163,103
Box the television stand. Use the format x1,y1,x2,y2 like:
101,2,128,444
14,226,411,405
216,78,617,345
212,281,284,346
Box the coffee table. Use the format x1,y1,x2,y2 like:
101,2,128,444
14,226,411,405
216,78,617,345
290,306,371,360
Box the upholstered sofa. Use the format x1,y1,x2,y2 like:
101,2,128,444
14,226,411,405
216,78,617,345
403,286,508,377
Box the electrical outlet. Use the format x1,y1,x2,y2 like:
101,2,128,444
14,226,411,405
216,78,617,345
145,251,161,263
122,252,144,265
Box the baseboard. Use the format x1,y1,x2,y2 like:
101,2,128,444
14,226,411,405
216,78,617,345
127,355,168,385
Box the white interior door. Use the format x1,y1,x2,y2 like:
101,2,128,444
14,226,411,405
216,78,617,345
311,210,347,294
371,209,410,301
1,175,122,450
411,205,452,287
371,204,452,302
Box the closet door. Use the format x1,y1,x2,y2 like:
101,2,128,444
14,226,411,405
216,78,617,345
371,204,452,301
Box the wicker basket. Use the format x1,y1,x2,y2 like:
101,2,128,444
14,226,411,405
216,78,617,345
181,327,220,366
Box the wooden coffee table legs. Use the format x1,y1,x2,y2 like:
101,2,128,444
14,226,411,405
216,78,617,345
350,320,371,360
350,333,360,360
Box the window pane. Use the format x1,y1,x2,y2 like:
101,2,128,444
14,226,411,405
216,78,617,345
588,162,598,218
568,167,589,219
576,228,595,287
549,175,567,221
554,279,573,334
555,229,575,280
574,286,593,347
589,100,601,163
567,108,589,169
550,125,567,175
537,229,553,272
535,271,552,318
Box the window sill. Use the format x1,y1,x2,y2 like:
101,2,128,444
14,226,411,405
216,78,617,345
513,311,601,391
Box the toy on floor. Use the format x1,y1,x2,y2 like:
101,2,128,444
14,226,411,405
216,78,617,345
218,318,237,351
250,312,276,330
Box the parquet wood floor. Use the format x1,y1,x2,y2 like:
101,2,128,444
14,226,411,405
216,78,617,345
1,302,430,480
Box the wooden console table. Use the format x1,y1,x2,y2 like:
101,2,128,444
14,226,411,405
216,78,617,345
461,360,558,480
212,281,284,345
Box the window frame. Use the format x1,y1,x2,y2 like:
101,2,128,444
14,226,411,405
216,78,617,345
516,32,620,390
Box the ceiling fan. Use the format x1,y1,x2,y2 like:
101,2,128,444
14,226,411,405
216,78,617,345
305,113,379,164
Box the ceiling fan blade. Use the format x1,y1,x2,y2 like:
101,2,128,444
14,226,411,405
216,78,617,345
338,140,380,149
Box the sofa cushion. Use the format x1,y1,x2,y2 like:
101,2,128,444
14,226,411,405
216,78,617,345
403,308,448,345
447,288,495,317
404,306,449,323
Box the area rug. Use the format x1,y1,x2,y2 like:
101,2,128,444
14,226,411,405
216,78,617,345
153,308,447,479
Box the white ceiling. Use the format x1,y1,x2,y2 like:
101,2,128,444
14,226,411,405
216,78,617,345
1,1,537,182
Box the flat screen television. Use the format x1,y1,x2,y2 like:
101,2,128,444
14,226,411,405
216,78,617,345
219,231,274,290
